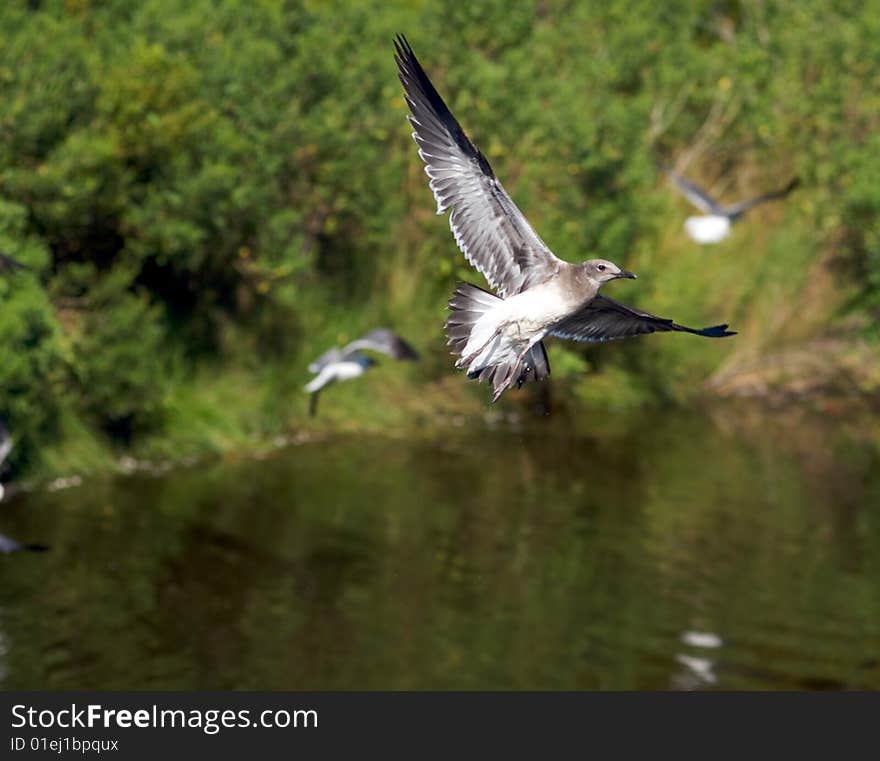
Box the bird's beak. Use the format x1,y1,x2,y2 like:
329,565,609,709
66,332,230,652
616,270,637,280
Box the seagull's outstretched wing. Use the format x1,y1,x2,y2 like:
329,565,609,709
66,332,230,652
551,294,735,342
308,347,344,374
658,162,722,215
309,329,417,373
342,329,419,361
722,177,800,217
0,252,31,273
304,364,340,394
395,35,562,298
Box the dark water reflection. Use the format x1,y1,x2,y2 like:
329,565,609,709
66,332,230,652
1,407,879,689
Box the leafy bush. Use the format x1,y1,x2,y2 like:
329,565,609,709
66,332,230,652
0,0,878,470
65,267,169,441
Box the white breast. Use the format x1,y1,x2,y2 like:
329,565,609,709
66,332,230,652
461,281,573,373
685,215,731,244
332,361,367,382
499,281,575,329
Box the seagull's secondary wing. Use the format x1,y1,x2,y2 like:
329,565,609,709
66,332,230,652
308,347,344,374
304,364,339,394
659,162,722,215
722,177,800,217
395,35,562,298
342,329,419,361
551,294,735,342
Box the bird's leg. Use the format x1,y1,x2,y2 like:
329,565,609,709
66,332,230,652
492,341,535,400
456,324,506,369
513,341,534,370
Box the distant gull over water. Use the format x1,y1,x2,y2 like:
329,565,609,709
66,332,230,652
659,161,800,245
304,328,418,416
394,35,735,402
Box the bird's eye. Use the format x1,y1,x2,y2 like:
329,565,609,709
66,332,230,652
597,264,606,272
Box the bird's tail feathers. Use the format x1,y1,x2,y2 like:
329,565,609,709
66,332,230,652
446,282,501,357
446,283,551,403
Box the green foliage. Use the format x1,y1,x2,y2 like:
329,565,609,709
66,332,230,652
66,267,169,440
0,0,878,474
0,200,62,468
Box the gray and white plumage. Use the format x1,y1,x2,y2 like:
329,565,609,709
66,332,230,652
304,329,418,416
304,353,376,395
659,162,800,244
394,37,562,300
395,35,735,402
308,328,419,374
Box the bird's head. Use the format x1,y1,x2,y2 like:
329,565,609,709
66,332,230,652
583,259,637,286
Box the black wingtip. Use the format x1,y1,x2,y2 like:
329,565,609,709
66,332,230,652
698,324,737,338
393,33,412,61
401,346,420,361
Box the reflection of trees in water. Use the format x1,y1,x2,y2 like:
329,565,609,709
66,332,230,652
1,413,879,689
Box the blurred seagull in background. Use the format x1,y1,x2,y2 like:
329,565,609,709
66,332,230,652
394,35,735,403
304,329,419,416
659,161,800,245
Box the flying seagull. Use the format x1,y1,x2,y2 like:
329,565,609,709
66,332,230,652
304,328,419,416
394,35,735,403
308,328,419,373
659,162,800,244
0,252,31,274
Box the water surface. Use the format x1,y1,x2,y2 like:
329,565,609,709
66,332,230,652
1,407,878,689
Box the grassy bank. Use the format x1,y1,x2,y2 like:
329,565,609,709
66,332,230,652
2,1,879,481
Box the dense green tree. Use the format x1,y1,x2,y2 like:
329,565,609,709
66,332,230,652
0,0,877,472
